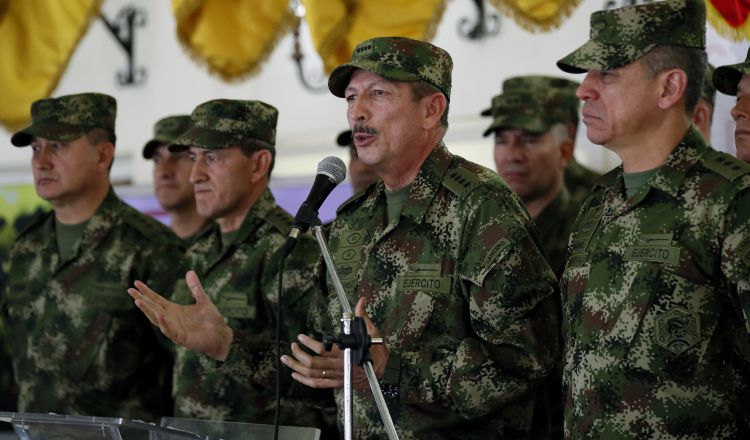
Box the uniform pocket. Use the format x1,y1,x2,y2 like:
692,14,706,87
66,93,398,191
623,269,720,382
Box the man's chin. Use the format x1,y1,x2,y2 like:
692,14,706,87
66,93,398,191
737,145,750,164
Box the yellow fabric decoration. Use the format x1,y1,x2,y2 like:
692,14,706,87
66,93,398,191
173,0,297,81
303,0,447,73
706,0,750,42
0,0,103,132
488,0,581,32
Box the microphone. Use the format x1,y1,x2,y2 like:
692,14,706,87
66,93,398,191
281,156,346,255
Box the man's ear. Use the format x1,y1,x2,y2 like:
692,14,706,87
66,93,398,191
559,138,574,168
422,92,447,130
96,141,115,173
249,149,272,182
657,68,688,111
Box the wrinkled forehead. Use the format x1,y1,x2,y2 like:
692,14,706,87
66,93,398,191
346,68,398,90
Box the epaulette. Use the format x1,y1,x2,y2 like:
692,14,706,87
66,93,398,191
14,209,52,240
265,207,293,234
592,167,619,188
336,184,376,214
443,166,480,198
120,203,181,247
703,150,750,184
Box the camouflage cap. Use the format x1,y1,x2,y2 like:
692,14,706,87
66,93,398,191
328,36,453,101
336,130,353,147
483,87,580,137
169,99,277,152
557,0,706,74
480,75,579,116
701,63,716,105
713,48,750,95
142,115,191,159
11,93,116,147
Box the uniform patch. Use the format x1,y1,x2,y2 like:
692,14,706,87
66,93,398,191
218,292,254,319
624,234,680,265
396,264,450,294
483,238,512,269
334,229,367,293
655,307,700,355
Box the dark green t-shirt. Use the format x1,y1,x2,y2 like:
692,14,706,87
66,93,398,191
385,183,412,224
55,218,89,261
623,167,660,198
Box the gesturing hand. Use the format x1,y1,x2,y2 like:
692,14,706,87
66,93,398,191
127,270,234,361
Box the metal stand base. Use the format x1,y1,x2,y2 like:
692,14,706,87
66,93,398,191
312,224,399,440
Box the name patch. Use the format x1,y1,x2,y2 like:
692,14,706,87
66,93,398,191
219,292,254,319
624,245,680,265
396,275,451,293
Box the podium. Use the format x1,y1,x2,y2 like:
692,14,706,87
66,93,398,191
160,417,320,440
0,412,320,440
0,412,212,439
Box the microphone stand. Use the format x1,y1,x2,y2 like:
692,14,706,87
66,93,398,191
310,221,399,440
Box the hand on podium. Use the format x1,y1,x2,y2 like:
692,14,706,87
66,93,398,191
281,297,388,389
128,270,234,361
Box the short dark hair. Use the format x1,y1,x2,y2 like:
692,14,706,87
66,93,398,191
238,139,275,177
640,45,707,115
86,128,116,146
409,80,449,128
86,128,116,171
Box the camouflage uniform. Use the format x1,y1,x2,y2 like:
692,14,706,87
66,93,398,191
0,192,48,416
558,1,750,437
167,100,333,429
318,37,561,439
480,75,599,206
143,115,211,244
482,75,585,276
1,93,182,420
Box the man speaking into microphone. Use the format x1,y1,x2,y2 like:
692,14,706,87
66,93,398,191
127,99,335,433
281,37,561,438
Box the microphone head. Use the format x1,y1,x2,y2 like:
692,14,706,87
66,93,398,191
317,156,347,184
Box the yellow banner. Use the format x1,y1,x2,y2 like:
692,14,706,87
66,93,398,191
173,0,297,81
0,0,102,131
488,0,581,32
303,0,447,73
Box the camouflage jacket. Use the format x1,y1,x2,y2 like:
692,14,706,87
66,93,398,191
564,159,600,207
310,143,560,439
535,186,581,279
0,187,182,421
561,127,750,438
172,190,332,427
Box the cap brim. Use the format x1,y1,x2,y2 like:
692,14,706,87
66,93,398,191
168,126,241,152
10,123,87,147
482,115,549,137
557,40,653,74
142,140,162,159
479,107,492,117
713,65,746,95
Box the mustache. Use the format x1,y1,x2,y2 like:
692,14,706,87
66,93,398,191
353,124,378,135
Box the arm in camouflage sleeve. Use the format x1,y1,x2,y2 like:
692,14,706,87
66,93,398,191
398,192,561,419
218,236,320,385
721,186,750,335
